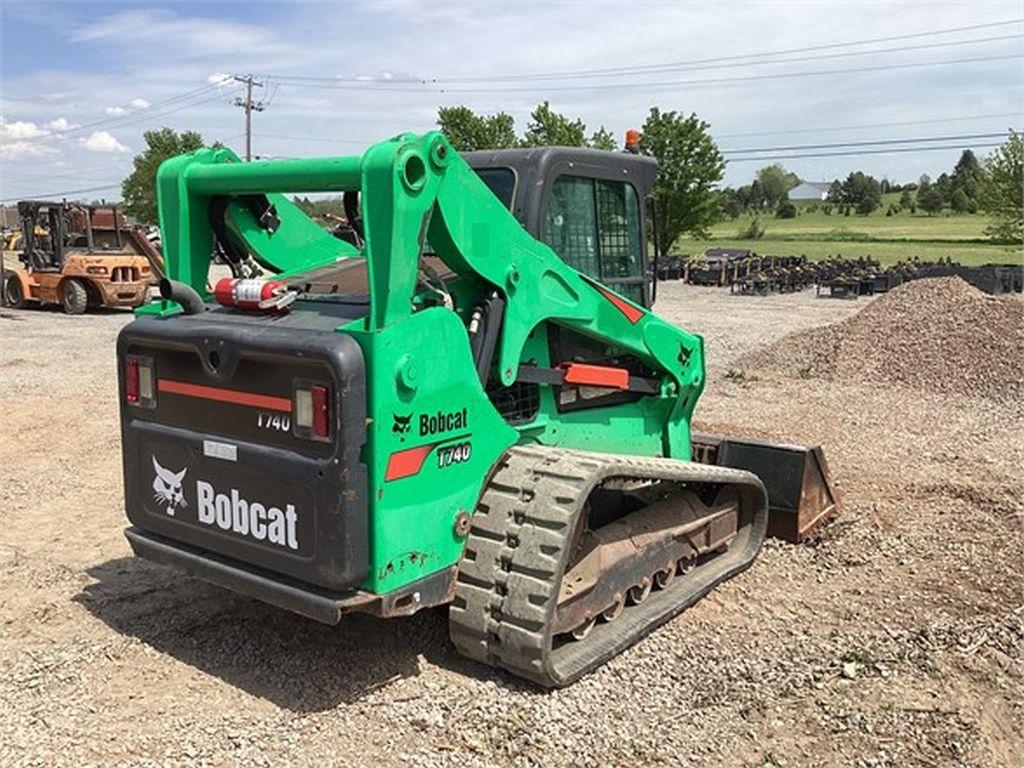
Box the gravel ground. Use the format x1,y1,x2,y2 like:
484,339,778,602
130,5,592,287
1,286,1021,768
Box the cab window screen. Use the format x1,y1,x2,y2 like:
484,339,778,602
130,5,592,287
542,176,599,276
596,180,642,280
542,175,642,285
474,168,516,209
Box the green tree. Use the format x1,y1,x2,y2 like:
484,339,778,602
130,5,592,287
916,178,945,215
826,180,844,204
437,106,518,151
522,101,588,147
121,127,207,225
640,107,725,249
950,188,971,214
899,189,914,209
951,149,981,202
839,171,882,214
756,164,794,209
589,126,617,151
979,130,1023,242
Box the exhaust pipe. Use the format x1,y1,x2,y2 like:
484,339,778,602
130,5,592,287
159,278,206,315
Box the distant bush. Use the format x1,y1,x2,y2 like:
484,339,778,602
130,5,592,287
739,217,766,239
856,197,879,215
776,201,797,219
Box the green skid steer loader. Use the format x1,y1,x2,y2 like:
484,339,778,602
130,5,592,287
118,132,836,687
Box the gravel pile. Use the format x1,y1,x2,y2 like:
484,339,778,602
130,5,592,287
739,277,1024,404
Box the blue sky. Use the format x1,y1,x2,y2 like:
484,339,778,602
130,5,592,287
0,0,1020,202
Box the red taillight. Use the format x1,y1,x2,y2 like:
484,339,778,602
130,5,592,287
294,382,331,441
125,356,155,407
125,359,139,403
311,385,329,439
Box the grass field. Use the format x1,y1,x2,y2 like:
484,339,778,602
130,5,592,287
679,196,1022,266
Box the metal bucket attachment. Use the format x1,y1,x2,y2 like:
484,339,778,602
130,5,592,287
691,432,839,542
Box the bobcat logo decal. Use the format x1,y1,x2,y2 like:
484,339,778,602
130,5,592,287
152,456,188,516
392,413,412,441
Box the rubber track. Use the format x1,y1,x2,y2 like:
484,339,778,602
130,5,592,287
448,445,768,688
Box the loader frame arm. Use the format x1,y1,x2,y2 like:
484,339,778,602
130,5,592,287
152,132,704,453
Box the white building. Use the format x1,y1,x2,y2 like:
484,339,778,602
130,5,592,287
789,181,831,201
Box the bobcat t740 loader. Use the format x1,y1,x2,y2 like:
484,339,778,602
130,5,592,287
118,132,836,687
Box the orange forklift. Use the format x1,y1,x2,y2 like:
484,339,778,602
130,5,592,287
1,200,163,314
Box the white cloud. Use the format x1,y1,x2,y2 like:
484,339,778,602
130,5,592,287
208,72,232,86
72,10,298,64
1,119,44,139
104,106,126,116
45,117,79,132
80,131,128,153
130,98,150,109
0,140,57,159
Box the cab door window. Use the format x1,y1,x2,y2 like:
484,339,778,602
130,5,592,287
542,175,644,304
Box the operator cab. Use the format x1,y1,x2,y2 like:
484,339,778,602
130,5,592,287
15,200,131,272
465,148,658,307
265,148,658,311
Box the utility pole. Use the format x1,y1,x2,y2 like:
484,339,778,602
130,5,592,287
232,75,265,161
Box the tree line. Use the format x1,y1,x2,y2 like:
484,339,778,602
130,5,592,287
119,118,1020,249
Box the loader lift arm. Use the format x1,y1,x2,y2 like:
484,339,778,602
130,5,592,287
153,131,704,456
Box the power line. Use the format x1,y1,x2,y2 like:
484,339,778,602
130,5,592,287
0,182,123,204
265,31,1021,86
723,142,1003,163
715,112,1022,139
432,18,1024,82
12,84,222,143
268,53,1021,94
723,132,1012,155
258,132,374,145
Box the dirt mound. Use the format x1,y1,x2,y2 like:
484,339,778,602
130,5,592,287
740,277,1024,403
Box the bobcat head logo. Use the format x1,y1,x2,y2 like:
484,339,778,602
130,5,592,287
392,413,412,441
152,456,187,516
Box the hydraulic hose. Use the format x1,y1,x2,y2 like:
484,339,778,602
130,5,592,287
159,278,206,314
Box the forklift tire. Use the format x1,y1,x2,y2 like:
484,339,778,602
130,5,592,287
2,271,26,309
60,278,88,315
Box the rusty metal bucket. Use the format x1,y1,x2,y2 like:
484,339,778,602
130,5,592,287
691,432,839,542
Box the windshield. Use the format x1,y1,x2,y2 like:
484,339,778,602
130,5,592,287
473,167,515,210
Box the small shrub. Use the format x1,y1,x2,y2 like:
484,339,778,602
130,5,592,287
739,217,766,239
776,201,797,219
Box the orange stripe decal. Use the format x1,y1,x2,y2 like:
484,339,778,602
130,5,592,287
384,443,435,482
561,362,630,389
596,285,645,324
582,276,645,324
157,379,292,412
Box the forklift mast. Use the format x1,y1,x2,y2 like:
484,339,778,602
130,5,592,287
17,201,67,271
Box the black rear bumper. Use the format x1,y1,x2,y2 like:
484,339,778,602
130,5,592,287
126,527,456,623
